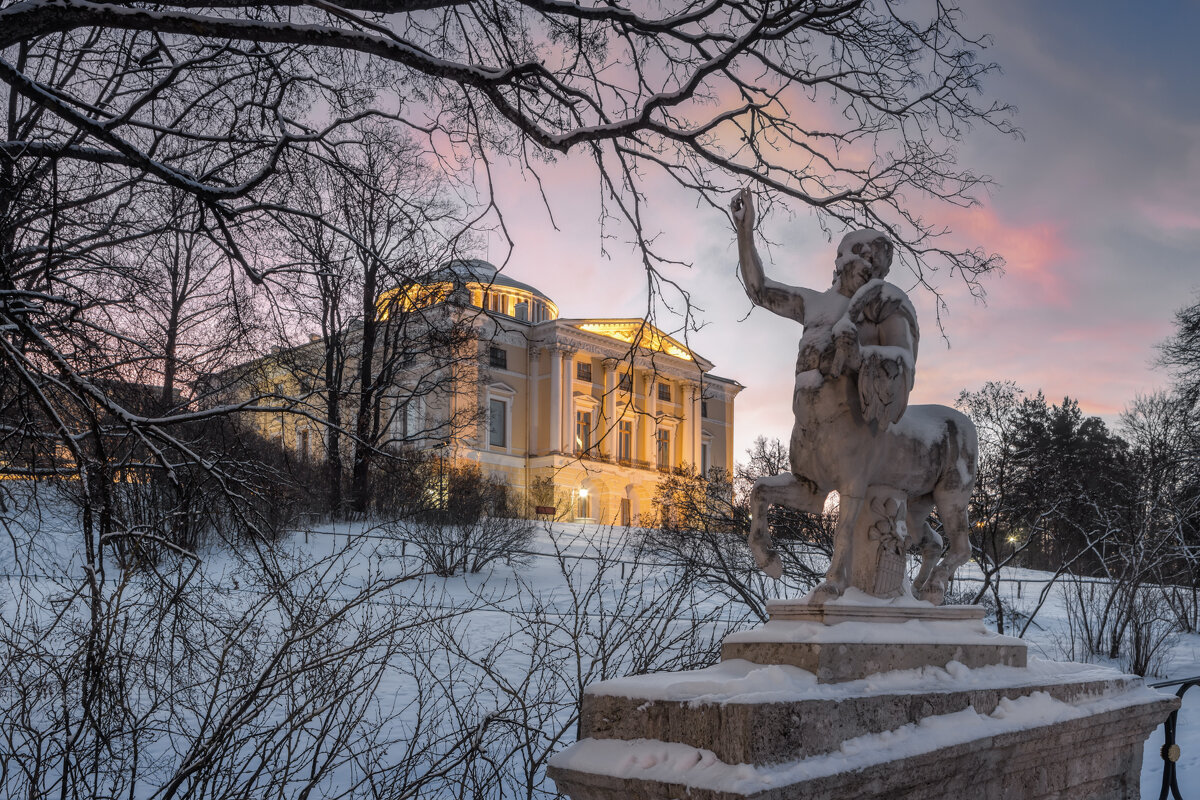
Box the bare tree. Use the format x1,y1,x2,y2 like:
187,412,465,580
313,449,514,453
2,0,1017,532
1158,293,1200,414
3,1,1014,299
263,126,484,515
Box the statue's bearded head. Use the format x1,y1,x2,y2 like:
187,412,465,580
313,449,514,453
833,229,894,296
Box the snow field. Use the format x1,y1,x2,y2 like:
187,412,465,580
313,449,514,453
1,492,1196,798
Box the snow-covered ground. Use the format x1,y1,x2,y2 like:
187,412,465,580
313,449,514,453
1,492,1196,798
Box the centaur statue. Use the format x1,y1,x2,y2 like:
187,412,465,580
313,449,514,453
730,189,977,605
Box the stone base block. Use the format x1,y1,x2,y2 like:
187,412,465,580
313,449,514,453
549,660,1179,800
576,661,1134,767
722,618,1026,683
767,597,984,625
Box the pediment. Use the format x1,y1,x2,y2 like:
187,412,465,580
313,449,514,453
571,320,697,363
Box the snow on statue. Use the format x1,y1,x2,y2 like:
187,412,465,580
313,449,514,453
730,188,978,605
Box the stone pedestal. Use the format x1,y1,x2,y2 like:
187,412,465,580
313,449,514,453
722,595,1026,683
549,601,1179,800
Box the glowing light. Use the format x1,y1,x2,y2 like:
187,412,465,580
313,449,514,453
576,322,693,361
1007,536,1018,544
376,282,453,319
578,488,588,498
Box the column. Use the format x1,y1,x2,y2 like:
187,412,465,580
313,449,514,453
563,349,575,453
550,348,562,455
692,386,703,471
602,361,616,459
683,385,695,468
648,373,658,466
528,346,539,456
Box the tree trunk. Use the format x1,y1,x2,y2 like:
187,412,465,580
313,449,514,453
350,266,378,514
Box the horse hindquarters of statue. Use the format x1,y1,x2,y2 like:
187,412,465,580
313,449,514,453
802,409,978,605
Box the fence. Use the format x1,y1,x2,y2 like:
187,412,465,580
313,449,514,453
1148,674,1200,800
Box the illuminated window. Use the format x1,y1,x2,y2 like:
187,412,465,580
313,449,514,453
575,410,592,453
620,497,631,527
484,292,507,314
656,429,670,470
576,488,591,519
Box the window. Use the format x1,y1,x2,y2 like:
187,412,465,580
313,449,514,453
701,441,711,475
619,372,632,392
394,398,424,440
617,420,632,463
620,497,631,527
406,400,422,438
576,360,592,382
656,429,670,470
657,382,672,402
575,410,592,453
489,398,507,447
489,345,507,369
576,488,591,520
484,291,507,314
701,399,710,418
298,429,310,461
392,401,408,438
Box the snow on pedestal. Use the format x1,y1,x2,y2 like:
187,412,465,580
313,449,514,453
548,606,1180,800
723,589,1027,683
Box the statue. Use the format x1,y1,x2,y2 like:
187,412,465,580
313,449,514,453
730,189,978,605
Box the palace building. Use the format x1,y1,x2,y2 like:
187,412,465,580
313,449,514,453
234,259,742,525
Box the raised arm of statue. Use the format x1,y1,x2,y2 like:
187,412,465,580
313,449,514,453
730,189,815,323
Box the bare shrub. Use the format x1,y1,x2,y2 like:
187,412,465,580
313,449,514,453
402,514,536,577
1061,574,1112,662
640,465,832,621
438,525,738,798
1163,584,1199,634
1122,588,1178,678
0,529,498,799
384,463,535,577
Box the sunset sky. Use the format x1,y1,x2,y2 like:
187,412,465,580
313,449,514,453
485,0,1200,460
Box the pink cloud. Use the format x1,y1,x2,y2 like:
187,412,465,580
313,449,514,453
941,205,1074,306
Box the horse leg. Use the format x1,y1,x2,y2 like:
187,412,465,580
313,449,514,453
906,497,942,595
748,473,825,579
922,489,972,605
810,489,864,604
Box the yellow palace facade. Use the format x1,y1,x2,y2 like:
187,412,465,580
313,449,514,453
241,259,742,525
450,260,742,524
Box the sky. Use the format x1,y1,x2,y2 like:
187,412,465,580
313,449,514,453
482,0,1200,461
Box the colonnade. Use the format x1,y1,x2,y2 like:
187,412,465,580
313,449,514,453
531,345,703,469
